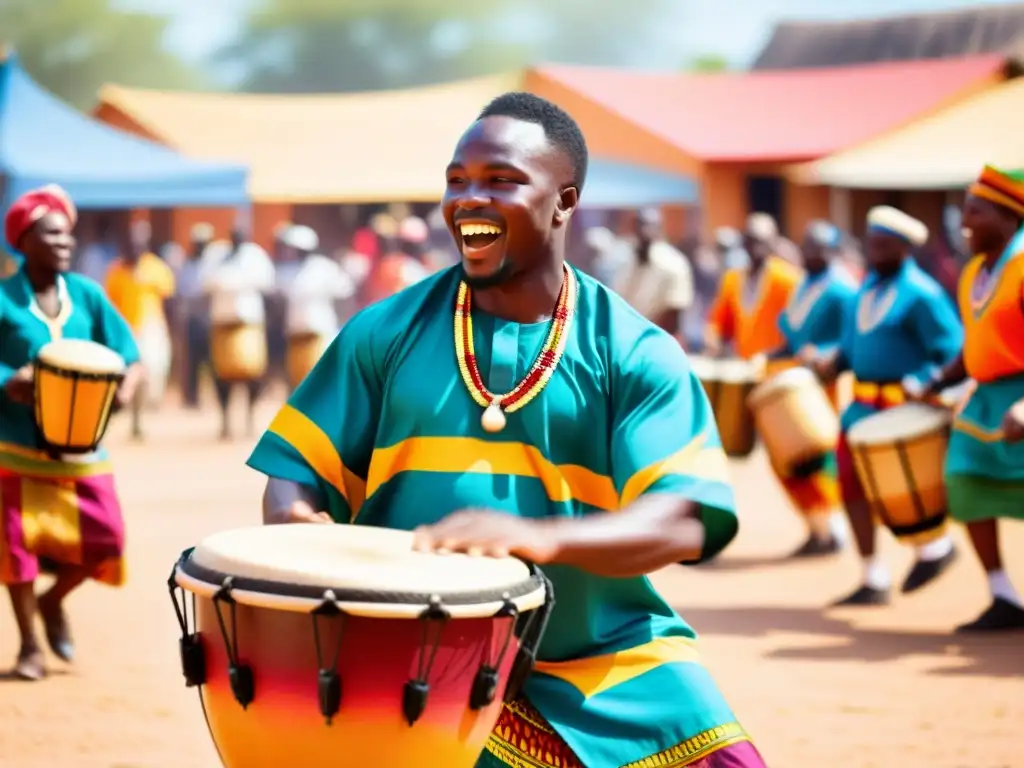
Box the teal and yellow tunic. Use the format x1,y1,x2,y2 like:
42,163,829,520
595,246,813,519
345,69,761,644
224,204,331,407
248,266,764,767
0,269,139,586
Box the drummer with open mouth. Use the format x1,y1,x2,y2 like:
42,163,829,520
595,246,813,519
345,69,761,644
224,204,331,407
249,92,769,767
0,185,142,680
922,166,1024,632
812,206,963,606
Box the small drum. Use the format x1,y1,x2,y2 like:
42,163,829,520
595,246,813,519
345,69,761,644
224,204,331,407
748,367,839,477
845,403,951,540
169,525,552,768
286,333,330,390
33,339,125,454
690,355,761,458
210,323,267,382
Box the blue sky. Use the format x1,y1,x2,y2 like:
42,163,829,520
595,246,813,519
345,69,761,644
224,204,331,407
136,0,1020,73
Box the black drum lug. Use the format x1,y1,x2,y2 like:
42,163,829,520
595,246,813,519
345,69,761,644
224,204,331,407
318,669,343,724
229,664,255,709
179,634,207,687
402,680,430,725
469,665,500,710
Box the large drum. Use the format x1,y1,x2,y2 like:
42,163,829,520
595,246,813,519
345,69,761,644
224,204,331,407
286,333,330,390
169,525,552,768
33,338,125,454
845,403,950,541
748,367,839,477
210,323,267,382
690,355,761,458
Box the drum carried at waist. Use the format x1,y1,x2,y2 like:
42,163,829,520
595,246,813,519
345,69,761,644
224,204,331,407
845,402,950,542
210,323,267,382
748,366,839,477
690,355,761,458
33,339,126,455
286,332,331,390
169,525,552,768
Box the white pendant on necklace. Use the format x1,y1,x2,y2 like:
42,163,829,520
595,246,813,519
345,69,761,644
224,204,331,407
481,402,506,433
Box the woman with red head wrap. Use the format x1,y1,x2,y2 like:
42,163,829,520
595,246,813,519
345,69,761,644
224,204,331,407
0,185,144,680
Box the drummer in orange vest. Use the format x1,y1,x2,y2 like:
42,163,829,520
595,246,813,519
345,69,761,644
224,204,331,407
703,213,802,362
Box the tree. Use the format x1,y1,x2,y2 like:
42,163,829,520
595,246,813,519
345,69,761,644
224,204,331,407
217,0,681,93
217,1,530,93
0,0,202,109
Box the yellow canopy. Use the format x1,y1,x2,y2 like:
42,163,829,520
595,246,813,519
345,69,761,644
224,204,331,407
792,77,1024,189
96,73,524,203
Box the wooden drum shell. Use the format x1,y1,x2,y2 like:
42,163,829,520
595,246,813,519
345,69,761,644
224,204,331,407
191,595,517,768
210,324,267,382
692,356,760,459
847,406,950,538
33,361,122,454
748,367,839,477
286,333,330,390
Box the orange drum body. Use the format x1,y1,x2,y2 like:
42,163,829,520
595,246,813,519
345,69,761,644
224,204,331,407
170,526,551,768
690,355,761,458
33,339,125,454
210,323,267,382
286,333,330,390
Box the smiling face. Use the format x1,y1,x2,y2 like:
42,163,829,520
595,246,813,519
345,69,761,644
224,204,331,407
961,193,1020,257
442,115,578,288
21,211,75,275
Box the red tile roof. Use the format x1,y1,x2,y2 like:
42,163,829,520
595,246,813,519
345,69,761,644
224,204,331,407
535,55,1009,163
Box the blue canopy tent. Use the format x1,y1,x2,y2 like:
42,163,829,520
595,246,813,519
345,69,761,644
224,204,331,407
583,159,698,208
0,53,247,212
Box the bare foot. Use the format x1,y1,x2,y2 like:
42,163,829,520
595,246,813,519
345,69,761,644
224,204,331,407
37,594,74,663
13,649,46,681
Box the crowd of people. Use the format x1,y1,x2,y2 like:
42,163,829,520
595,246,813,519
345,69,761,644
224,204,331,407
1,90,1021,767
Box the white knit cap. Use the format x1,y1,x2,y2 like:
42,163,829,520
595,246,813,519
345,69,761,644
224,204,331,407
745,212,777,240
280,224,319,252
866,206,928,247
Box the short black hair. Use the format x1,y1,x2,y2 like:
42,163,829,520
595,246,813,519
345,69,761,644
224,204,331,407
478,92,588,191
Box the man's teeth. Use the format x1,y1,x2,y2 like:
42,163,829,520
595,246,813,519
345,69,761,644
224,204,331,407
459,223,502,237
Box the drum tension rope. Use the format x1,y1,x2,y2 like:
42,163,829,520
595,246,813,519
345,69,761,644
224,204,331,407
212,577,256,709
312,591,346,725
168,555,207,688
504,569,556,704
469,595,519,710
404,597,450,726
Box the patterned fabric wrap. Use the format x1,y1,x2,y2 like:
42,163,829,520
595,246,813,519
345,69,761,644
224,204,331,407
477,696,768,768
0,465,125,585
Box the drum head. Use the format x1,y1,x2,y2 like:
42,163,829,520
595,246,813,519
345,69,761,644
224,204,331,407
177,525,547,618
37,339,126,374
847,403,950,446
748,366,816,405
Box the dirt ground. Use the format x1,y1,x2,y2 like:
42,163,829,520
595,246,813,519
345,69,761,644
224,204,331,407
1,396,1021,768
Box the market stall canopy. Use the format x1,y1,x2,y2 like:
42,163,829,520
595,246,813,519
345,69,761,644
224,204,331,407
533,55,1010,163
0,52,247,208
95,73,696,206
792,76,1024,189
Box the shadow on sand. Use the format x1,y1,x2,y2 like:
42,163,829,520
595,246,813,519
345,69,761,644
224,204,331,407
679,604,1024,679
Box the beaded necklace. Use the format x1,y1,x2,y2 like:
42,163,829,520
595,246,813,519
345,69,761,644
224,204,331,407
454,264,577,432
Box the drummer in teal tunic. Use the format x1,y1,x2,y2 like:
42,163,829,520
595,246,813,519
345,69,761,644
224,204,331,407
249,93,768,767
813,206,963,608
0,185,142,681
768,219,856,559
924,165,1024,632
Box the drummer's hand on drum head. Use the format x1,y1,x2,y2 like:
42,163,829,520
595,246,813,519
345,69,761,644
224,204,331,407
283,499,333,524
412,510,557,563
808,354,836,382
796,344,818,365
3,364,34,405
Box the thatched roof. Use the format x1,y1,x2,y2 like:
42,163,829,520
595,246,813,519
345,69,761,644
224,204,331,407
754,3,1024,70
